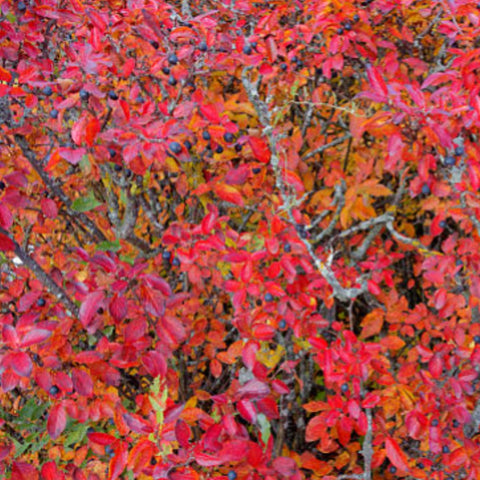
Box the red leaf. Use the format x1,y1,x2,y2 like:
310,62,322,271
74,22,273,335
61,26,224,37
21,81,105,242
72,368,94,396
142,351,167,378
237,399,257,423
141,274,172,296
366,65,388,98
85,117,100,147
41,461,62,480
47,404,67,440
41,198,58,219
248,137,271,164
11,461,38,480
79,291,105,329
266,36,278,63
88,432,117,446
0,204,13,229
283,170,304,193
175,419,191,449
122,412,153,434
109,295,127,322
273,457,298,477
108,442,128,480
10,352,32,377
237,379,270,399
385,437,409,471
200,104,221,123
0,233,15,252
20,328,51,348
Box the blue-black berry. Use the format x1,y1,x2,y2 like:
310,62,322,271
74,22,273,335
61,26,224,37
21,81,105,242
432,419,439,427
170,142,182,154
202,131,211,141
389,466,397,474
341,383,349,393
42,86,53,96
198,41,208,52
252,167,261,174
264,293,274,302
454,145,465,156
184,140,192,150
224,132,234,143
337,27,344,35
216,145,224,154
17,2,26,12
284,243,291,253
108,148,116,158
172,257,180,267
234,143,243,152
79,89,89,100
162,66,171,75
168,53,178,65
421,184,430,195
474,335,480,344
344,23,352,31
50,109,58,119
37,298,46,307
442,445,450,454
227,471,237,480
108,91,119,100
280,63,287,71
168,75,177,86
445,155,455,166
150,40,159,49
162,250,171,260
49,385,59,395
243,44,252,55
353,14,360,22
279,319,287,329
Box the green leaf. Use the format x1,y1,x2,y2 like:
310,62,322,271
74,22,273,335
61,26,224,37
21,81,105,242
71,193,102,212
64,422,89,448
257,413,271,446
96,239,121,252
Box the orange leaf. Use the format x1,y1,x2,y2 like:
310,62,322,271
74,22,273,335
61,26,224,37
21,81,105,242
214,184,244,206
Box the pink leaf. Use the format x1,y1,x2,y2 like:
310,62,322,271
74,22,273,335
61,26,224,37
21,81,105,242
20,328,51,348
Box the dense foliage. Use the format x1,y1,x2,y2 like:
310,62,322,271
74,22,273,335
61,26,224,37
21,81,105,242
1,0,480,479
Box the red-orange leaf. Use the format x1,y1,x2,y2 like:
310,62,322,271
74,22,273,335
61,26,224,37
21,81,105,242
385,436,409,471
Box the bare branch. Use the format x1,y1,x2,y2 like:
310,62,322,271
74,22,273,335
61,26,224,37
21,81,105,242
0,227,78,317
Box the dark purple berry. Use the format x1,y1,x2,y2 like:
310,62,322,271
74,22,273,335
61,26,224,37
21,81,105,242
168,75,177,86
454,145,464,156
284,243,291,253
341,383,349,393
202,131,211,141
445,156,455,166
234,143,243,152
108,91,119,100
264,293,274,302
168,53,178,65
184,140,192,150
215,145,224,154
42,86,53,96
162,66,171,75
227,472,237,480
162,250,171,260
198,41,208,52
172,257,180,267
252,167,261,174
421,184,430,195
37,298,46,307
150,40,159,49
50,109,58,119
79,89,89,100
337,27,344,34
279,319,286,329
